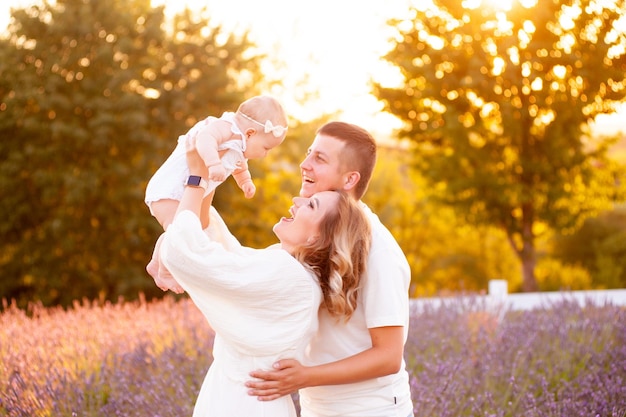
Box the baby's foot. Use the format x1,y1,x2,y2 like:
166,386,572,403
146,256,159,280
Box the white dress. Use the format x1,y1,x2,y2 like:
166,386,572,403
161,208,322,417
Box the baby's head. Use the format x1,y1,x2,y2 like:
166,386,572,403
236,95,288,159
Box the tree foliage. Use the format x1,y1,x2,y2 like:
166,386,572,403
365,145,521,296
0,0,259,307
217,126,524,296
551,203,626,289
374,0,626,291
5,0,624,306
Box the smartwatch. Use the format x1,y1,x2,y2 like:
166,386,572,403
185,175,209,191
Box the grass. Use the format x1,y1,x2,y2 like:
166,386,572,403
1,295,625,417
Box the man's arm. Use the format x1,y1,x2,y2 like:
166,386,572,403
246,326,404,401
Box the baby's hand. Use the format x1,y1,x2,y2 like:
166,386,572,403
242,181,256,199
209,164,227,182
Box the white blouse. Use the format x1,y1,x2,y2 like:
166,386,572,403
161,208,322,417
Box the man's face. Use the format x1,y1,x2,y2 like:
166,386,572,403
299,134,347,198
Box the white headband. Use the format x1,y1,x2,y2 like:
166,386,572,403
239,112,287,138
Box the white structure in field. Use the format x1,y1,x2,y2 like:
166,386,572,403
410,279,626,313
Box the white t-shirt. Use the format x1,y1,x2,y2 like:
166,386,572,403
299,204,414,417
161,208,322,417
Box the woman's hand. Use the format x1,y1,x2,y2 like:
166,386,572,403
186,135,209,178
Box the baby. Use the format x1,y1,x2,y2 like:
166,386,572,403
145,95,288,286
145,95,288,230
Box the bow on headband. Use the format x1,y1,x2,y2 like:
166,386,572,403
263,120,287,138
240,112,288,138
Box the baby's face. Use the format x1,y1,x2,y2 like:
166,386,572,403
244,132,285,159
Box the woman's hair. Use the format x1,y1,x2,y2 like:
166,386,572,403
294,191,371,321
317,122,377,200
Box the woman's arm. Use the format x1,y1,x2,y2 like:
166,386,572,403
175,136,209,219
149,135,209,293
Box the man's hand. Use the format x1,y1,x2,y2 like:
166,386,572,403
246,359,308,401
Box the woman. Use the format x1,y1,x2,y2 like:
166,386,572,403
158,136,371,417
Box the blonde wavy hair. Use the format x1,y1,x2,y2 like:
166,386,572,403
294,191,371,321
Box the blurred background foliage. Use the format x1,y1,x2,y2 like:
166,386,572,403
374,0,626,291
0,0,625,308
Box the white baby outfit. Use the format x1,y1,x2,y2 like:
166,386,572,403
145,112,245,211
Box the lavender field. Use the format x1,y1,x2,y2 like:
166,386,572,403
1,295,625,417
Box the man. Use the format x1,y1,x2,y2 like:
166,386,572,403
246,121,414,417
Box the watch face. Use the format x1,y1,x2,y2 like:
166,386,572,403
188,176,201,186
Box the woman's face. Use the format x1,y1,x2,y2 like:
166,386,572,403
273,191,339,253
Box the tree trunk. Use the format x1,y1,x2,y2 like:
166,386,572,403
520,247,538,292
506,204,539,292
520,205,538,292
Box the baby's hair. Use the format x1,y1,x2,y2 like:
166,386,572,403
237,95,288,128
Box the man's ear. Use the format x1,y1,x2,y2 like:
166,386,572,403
343,171,361,191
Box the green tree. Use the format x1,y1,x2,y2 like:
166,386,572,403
366,145,521,295
213,118,522,295
143,6,261,172
0,0,258,307
551,204,626,289
374,0,626,291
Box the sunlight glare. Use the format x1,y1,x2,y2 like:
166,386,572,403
508,46,520,65
2,0,624,137
552,65,567,79
149,0,412,137
522,20,536,34
492,56,505,76
464,0,540,12
472,0,514,11
520,0,538,7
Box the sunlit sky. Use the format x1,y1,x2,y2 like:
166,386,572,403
1,0,625,138
1,0,411,138
150,0,413,136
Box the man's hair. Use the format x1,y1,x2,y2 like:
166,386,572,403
295,191,371,321
317,121,377,200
